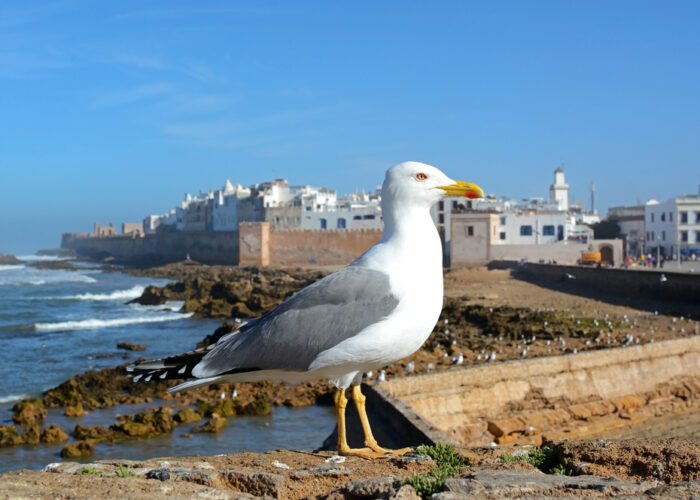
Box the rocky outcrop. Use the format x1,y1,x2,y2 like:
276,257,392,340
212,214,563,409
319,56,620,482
40,424,69,444
12,398,47,426
29,260,77,270
1,445,697,499
0,252,22,265
127,266,326,318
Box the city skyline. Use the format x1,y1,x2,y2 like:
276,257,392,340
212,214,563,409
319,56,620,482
2,1,699,253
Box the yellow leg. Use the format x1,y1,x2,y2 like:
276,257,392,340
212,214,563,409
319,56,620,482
351,384,412,456
333,388,385,459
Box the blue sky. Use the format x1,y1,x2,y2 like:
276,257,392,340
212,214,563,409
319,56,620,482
1,1,699,254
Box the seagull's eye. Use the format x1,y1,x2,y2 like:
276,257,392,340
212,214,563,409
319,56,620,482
416,173,428,181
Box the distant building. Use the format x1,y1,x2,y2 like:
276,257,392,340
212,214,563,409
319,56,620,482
549,166,570,211
645,192,700,257
121,223,144,237
93,222,115,237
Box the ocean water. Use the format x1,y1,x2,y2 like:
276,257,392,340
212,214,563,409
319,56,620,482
0,257,335,472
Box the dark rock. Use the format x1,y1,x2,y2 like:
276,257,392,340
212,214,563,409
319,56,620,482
173,408,202,424
30,260,77,270
116,342,146,351
60,440,95,458
0,426,22,447
241,396,271,416
73,424,115,442
194,413,227,433
0,253,22,265
65,402,88,417
40,424,69,444
22,424,41,445
146,469,171,481
12,399,47,425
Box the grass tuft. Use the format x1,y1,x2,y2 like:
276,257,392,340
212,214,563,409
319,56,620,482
116,464,135,478
403,443,467,498
498,447,572,475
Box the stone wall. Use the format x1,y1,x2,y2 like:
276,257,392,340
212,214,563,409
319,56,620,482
61,231,239,266
517,262,700,304
269,228,383,267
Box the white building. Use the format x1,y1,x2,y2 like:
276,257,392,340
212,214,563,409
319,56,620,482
549,166,570,211
645,193,700,257
493,210,568,245
608,204,645,257
303,189,383,230
211,180,251,231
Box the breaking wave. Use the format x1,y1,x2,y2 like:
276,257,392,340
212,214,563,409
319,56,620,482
58,286,146,301
33,313,193,332
0,393,31,405
0,265,25,271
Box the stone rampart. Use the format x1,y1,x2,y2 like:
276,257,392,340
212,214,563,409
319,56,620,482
516,262,700,303
269,228,383,267
61,231,239,266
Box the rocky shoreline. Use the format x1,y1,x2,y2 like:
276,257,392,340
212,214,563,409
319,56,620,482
1,262,698,496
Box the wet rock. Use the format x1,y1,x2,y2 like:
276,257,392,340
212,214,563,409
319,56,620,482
30,260,77,270
22,424,41,445
128,285,168,305
40,424,69,444
116,342,146,351
197,397,241,418
0,426,22,447
61,440,95,458
73,425,115,442
173,408,202,424
194,413,227,433
241,396,271,416
65,402,88,417
12,398,47,425
0,253,22,265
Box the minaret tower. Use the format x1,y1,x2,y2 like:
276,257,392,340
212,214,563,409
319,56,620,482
549,166,569,211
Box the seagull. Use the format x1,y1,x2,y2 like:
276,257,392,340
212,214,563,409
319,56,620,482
128,161,483,459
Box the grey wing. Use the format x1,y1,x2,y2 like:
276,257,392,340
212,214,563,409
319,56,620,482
192,266,399,377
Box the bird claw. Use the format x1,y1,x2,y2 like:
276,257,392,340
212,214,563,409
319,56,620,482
366,442,413,456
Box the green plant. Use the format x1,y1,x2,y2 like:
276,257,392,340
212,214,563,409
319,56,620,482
81,467,101,475
116,464,135,478
404,443,467,498
499,447,572,475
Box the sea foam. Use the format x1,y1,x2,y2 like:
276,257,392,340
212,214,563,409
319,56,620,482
34,313,193,332
58,286,146,301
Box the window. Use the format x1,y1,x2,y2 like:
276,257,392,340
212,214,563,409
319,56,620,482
680,211,688,223
669,212,673,222
661,213,665,222
651,231,655,241
542,225,555,236
337,218,346,229
438,201,444,211
681,231,688,242
696,231,700,243
662,231,666,241
438,214,444,224
651,213,655,222
696,212,700,223
467,226,474,236
499,231,506,240
320,218,327,229
353,215,362,220
557,225,564,240
520,225,533,236
362,214,375,220
500,216,506,226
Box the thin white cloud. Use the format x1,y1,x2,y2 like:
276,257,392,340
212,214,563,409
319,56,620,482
93,83,173,108
113,7,283,21
112,53,167,70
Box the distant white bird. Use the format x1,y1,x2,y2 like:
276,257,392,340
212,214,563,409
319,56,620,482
129,161,483,459
404,361,415,373
487,351,496,362
660,274,668,283
376,369,387,382
452,353,464,365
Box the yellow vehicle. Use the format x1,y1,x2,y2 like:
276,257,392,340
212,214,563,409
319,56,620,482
580,251,601,265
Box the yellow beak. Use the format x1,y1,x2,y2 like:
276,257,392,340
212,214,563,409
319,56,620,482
438,180,484,199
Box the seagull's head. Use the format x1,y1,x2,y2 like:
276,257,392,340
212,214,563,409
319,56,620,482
382,161,484,209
